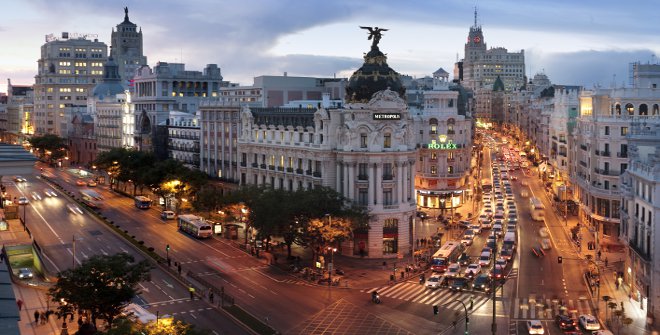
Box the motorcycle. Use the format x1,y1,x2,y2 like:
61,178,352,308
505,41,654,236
371,293,381,304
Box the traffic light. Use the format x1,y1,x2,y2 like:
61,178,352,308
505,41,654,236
433,305,439,315
558,256,563,264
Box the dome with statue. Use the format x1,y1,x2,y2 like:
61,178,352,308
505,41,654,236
92,56,124,99
345,27,405,103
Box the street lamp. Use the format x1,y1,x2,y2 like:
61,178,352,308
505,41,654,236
327,246,337,286
60,298,69,335
241,207,249,245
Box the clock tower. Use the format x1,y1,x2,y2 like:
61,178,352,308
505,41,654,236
465,7,486,62
111,7,147,89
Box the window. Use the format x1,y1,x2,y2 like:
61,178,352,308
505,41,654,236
430,165,437,174
448,166,454,173
358,163,368,179
384,134,391,148
360,134,367,148
431,152,437,160
383,163,393,180
639,104,648,115
604,126,610,135
383,218,398,229
626,103,634,115
383,189,393,205
621,127,628,136
358,188,368,206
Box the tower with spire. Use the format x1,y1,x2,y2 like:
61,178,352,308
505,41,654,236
111,7,147,89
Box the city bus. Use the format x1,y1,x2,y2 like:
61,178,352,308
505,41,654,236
431,241,465,272
79,189,103,208
481,178,493,193
134,196,152,209
177,214,213,239
530,197,546,221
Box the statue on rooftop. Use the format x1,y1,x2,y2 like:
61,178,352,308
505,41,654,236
359,26,388,48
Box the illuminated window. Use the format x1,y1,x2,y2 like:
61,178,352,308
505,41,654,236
431,152,437,160
58,61,71,66
384,134,391,148
431,165,437,174
47,88,54,93
58,69,72,74
626,103,634,115
59,88,71,92
75,88,85,93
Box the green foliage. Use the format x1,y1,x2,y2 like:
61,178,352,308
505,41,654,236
48,253,152,329
29,134,68,162
103,317,211,335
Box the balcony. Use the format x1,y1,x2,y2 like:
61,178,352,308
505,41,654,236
579,161,587,167
383,174,394,181
447,129,455,135
240,161,246,167
251,162,258,168
286,167,294,173
594,168,621,176
313,171,322,178
617,152,628,158
277,166,284,172
260,164,266,169
268,165,275,170
559,139,567,144
628,239,652,263
306,169,313,175
580,144,587,151
595,150,611,157
296,168,303,174
358,174,369,181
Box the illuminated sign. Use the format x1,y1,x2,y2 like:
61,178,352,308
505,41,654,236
373,113,401,120
428,139,458,150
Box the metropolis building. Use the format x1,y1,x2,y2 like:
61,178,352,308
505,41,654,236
236,37,416,258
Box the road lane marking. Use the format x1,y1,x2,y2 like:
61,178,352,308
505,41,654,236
138,283,150,293
162,279,174,288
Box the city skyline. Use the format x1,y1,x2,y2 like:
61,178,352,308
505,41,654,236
2,0,660,93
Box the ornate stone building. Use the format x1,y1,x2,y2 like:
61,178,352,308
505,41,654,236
236,35,416,258
110,7,147,88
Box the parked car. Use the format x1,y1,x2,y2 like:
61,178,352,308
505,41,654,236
531,246,546,257
539,227,549,237
541,238,552,250
526,320,545,334
578,314,600,331
18,268,34,279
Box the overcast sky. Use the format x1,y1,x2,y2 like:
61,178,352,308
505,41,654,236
2,0,659,93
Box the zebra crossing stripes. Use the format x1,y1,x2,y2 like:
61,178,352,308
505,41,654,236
362,282,491,311
512,298,592,320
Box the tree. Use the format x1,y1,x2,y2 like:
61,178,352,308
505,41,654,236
48,253,152,330
29,134,67,163
104,316,210,335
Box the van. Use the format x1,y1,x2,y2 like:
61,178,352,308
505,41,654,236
161,211,176,220
503,232,516,246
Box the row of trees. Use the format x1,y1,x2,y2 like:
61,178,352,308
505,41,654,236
94,148,208,207
28,134,68,164
213,185,370,259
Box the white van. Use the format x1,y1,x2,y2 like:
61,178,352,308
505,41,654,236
161,210,176,220
503,232,516,247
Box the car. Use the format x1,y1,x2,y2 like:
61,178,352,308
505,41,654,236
489,265,505,280
495,257,508,268
555,314,578,331
17,196,29,205
425,274,444,289
44,188,58,197
30,191,42,201
87,180,97,187
472,274,491,292
578,314,600,331
464,263,481,278
478,251,491,267
416,211,428,219
531,246,546,257
500,247,514,260
526,320,545,334
76,179,86,186
520,189,529,197
469,223,482,234
67,204,84,214
18,268,34,279
539,227,549,237
445,263,461,278
493,224,503,237
461,229,475,245
450,277,469,291
14,176,28,182
541,238,552,250
592,331,613,335
457,252,470,266
486,239,497,250
161,210,176,220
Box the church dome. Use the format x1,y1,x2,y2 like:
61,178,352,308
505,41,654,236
92,56,124,98
346,46,405,103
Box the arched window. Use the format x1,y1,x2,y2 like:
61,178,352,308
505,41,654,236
429,118,438,135
653,104,659,115
639,104,648,116
615,104,621,115
626,103,634,115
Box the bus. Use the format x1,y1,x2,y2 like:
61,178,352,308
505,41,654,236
481,178,493,193
79,189,103,208
530,197,546,221
431,241,465,272
134,196,152,209
177,214,213,239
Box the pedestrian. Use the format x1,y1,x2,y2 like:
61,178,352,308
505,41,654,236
40,311,47,324
34,310,40,324
16,299,23,311
189,286,195,300
597,250,602,260
605,257,608,267
209,291,214,303
178,263,182,276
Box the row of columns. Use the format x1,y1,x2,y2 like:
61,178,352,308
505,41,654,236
335,160,414,205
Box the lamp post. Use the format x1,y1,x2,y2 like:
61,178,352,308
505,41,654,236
60,298,69,335
327,246,337,286
241,207,249,245
437,299,470,334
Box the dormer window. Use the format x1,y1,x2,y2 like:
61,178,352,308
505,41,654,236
384,134,391,148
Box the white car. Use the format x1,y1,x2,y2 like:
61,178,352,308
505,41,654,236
425,274,444,289
67,204,83,215
44,188,58,197
541,238,552,250
30,192,42,201
445,263,461,278
13,176,26,182
495,257,507,269
18,268,34,279
469,223,482,234
461,229,475,246
539,227,549,238
578,314,600,331
17,196,29,205
526,320,545,334
464,263,481,278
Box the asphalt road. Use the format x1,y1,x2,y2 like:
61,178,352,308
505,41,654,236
13,164,247,335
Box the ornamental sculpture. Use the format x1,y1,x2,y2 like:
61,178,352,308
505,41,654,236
359,26,388,49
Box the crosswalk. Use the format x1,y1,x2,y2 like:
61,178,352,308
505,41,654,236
512,297,592,320
362,281,493,311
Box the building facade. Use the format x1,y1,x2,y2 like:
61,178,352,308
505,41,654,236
236,41,416,258
199,102,242,182
414,69,473,211
167,111,200,170
110,7,147,88
620,121,660,325
33,33,107,137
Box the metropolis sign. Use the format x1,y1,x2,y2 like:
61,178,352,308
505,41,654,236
373,113,401,120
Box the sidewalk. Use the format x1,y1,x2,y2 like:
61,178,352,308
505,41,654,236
538,176,651,334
